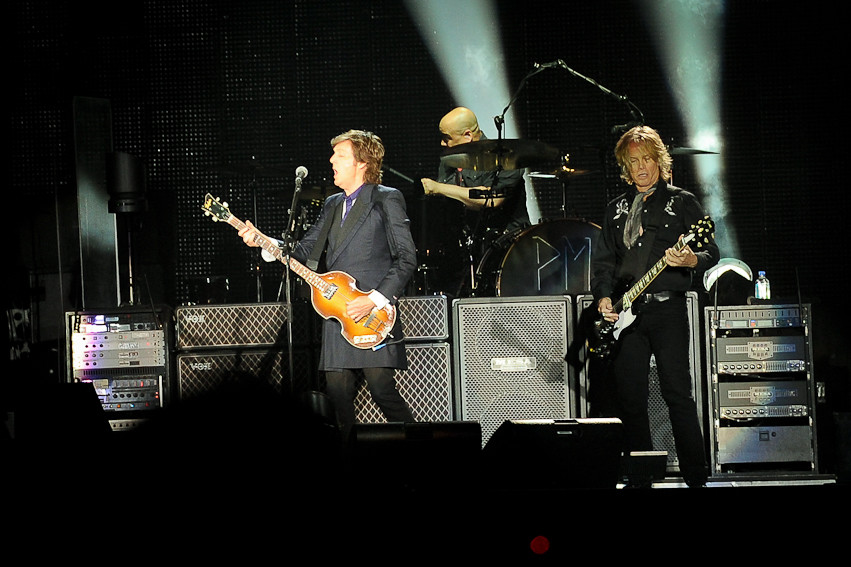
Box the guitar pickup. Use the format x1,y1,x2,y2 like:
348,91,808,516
322,284,338,300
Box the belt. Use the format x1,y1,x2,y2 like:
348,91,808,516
639,290,686,303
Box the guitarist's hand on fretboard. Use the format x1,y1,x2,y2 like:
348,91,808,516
238,220,267,248
664,239,698,268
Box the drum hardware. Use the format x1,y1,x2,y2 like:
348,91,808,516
529,164,593,181
531,154,596,219
666,144,719,184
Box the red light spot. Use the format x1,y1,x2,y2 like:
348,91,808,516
530,535,550,555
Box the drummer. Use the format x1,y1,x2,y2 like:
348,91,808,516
421,107,531,294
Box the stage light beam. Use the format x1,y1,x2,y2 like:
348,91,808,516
641,0,738,257
405,0,542,222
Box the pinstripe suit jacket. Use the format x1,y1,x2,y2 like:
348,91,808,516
293,183,417,370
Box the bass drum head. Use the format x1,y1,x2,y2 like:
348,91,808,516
496,218,601,297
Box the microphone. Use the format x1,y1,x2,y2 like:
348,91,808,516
295,166,308,180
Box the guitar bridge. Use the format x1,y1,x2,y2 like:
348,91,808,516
323,284,338,300
363,312,383,331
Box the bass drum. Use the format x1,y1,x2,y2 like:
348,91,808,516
495,218,601,297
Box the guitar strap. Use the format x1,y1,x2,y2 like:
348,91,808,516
619,184,679,282
305,196,339,271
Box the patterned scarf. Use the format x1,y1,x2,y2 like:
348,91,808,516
622,187,655,249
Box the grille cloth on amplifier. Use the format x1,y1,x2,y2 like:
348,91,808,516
397,295,449,341
454,297,572,446
175,303,289,349
353,342,453,423
176,349,315,399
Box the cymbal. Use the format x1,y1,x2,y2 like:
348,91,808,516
440,139,562,171
529,166,594,181
669,146,719,155
211,161,289,177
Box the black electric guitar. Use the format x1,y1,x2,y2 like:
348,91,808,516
201,193,396,349
588,216,714,358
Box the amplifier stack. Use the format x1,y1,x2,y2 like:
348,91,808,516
353,295,454,423
174,301,317,399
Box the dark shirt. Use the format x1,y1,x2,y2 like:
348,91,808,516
591,179,719,301
436,162,530,235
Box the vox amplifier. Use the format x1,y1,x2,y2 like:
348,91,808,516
175,302,289,349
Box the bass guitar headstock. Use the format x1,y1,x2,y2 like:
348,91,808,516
201,193,232,223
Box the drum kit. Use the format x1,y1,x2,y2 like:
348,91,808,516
430,137,601,298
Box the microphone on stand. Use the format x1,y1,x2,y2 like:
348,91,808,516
285,166,308,251
611,121,643,134
295,166,308,185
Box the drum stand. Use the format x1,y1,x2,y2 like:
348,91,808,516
456,189,498,297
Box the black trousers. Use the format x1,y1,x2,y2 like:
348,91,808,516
607,296,708,485
324,367,414,443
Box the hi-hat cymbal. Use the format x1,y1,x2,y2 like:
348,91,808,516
440,139,563,171
211,161,289,177
669,146,719,155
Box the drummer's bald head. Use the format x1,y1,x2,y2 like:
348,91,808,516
439,107,483,146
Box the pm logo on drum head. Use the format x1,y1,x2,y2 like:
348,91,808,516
496,219,600,296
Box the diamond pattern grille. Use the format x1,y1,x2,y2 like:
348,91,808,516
175,303,288,349
397,295,449,341
353,343,453,423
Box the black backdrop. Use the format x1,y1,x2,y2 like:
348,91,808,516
10,1,848,395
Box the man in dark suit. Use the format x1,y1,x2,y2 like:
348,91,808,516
239,129,418,443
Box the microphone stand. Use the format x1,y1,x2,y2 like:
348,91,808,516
279,172,304,393
495,60,645,137
548,60,645,132
493,63,550,139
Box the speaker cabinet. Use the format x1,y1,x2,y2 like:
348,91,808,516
175,302,293,349
397,295,450,341
453,296,574,446
354,342,453,423
482,418,625,490
576,292,703,473
176,348,315,399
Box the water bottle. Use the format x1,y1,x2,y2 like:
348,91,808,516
755,270,771,300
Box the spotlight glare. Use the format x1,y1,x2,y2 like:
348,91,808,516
641,0,737,257
405,0,541,222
